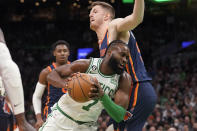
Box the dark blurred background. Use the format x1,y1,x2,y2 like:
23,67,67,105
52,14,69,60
0,0,197,130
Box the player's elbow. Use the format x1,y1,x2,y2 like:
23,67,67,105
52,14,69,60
138,16,143,24
134,17,143,28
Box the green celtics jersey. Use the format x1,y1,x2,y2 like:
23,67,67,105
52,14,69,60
57,58,120,123
86,58,120,98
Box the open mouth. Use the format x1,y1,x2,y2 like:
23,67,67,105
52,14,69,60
118,64,124,69
90,19,95,23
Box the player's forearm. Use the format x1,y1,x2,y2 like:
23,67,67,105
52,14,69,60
132,0,144,24
32,94,42,114
100,94,126,123
32,82,45,114
117,0,144,32
0,52,25,115
36,113,43,121
47,70,67,89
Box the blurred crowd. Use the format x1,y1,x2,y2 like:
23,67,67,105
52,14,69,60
0,12,196,131
144,53,197,131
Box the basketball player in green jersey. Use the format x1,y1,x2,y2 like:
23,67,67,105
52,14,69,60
39,40,132,131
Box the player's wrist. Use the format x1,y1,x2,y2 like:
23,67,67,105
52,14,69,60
36,113,42,121
100,93,107,101
63,81,68,89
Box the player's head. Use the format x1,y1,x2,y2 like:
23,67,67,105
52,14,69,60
0,28,5,43
51,40,70,65
104,40,129,74
89,1,115,31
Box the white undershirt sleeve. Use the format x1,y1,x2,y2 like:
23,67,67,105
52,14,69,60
32,82,46,115
0,42,25,115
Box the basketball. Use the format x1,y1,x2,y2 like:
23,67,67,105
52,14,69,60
67,73,96,103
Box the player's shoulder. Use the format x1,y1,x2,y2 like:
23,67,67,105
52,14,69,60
40,67,51,76
109,18,123,27
110,18,124,24
120,71,132,82
72,58,92,65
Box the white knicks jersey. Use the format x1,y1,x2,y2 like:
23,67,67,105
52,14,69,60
0,42,12,60
0,42,12,75
58,58,120,122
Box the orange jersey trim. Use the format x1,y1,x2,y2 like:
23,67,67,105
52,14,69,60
7,126,10,131
98,29,108,46
43,80,50,118
107,31,109,46
47,66,52,72
128,54,138,81
132,82,139,108
13,124,18,130
128,54,139,109
52,62,56,68
100,48,106,57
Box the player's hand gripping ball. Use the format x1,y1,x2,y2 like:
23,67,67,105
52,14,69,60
67,73,97,103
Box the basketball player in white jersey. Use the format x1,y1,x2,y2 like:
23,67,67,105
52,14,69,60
39,40,132,131
0,28,35,131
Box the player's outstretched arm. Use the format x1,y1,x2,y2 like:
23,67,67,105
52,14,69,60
109,0,144,32
32,69,48,130
47,59,90,89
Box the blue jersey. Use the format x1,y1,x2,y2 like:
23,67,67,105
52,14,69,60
99,31,152,83
0,97,17,131
43,63,67,118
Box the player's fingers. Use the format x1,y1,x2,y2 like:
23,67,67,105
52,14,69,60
70,73,76,77
64,77,72,82
92,81,101,89
70,72,80,77
93,77,99,84
90,87,98,93
88,92,101,100
88,96,99,100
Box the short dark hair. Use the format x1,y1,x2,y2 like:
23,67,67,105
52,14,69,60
104,40,129,56
90,1,115,20
51,40,70,52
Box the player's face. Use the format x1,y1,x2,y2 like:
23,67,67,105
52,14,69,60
54,44,69,65
108,45,129,74
89,5,106,31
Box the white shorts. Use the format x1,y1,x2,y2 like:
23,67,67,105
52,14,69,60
39,104,98,131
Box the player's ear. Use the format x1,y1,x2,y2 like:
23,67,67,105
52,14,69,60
106,50,112,56
104,13,110,21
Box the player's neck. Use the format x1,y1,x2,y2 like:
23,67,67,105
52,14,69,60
100,59,114,76
55,62,67,67
96,23,108,44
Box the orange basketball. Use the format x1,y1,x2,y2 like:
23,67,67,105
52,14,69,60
67,73,95,103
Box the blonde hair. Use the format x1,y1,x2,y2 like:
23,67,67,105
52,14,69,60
90,1,115,20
